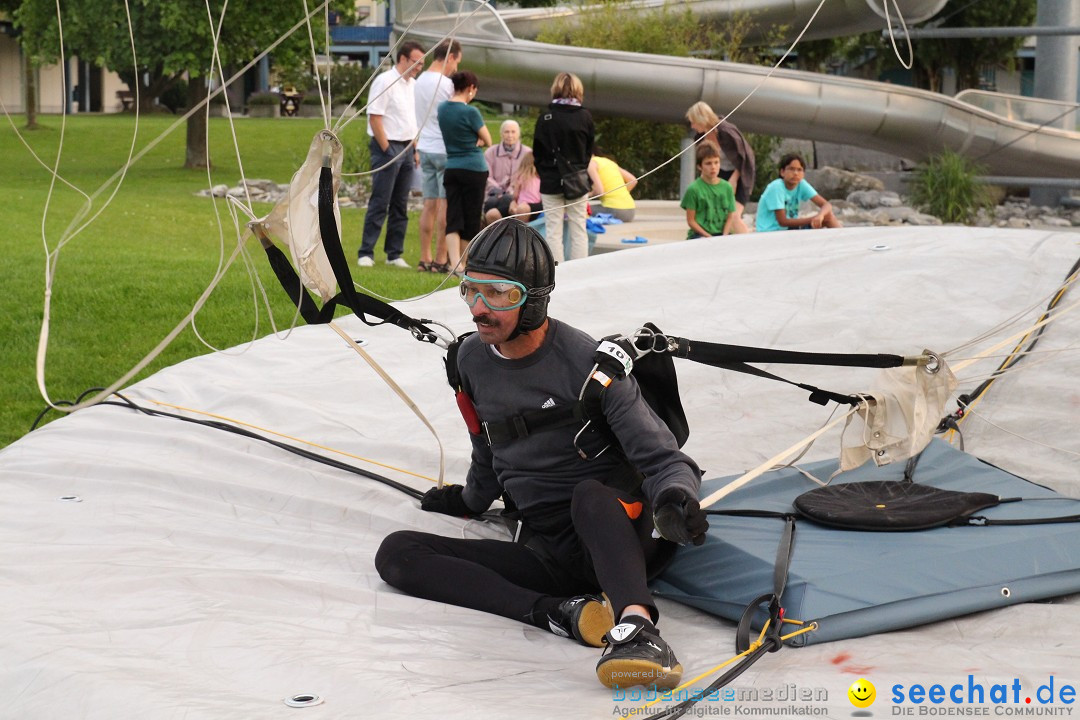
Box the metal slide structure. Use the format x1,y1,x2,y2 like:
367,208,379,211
396,0,1080,178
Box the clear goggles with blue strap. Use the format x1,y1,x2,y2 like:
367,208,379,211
459,275,528,311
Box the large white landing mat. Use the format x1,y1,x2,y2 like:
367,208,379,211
1,227,1078,719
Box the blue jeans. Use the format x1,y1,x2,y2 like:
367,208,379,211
360,139,414,261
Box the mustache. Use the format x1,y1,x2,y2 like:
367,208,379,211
473,315,497,327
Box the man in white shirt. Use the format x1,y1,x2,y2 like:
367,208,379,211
358,41,425,268
412,39,462,273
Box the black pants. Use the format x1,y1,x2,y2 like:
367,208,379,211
443,168,488,240
375,479,671,627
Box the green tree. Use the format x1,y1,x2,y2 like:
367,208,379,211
1,0,38,129
536,0,780,199
794,0,1036,92
916,0,1035,91
14,0,351,168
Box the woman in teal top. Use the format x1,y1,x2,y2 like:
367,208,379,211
438,71,492,273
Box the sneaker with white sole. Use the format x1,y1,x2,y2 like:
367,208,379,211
595,617,683,690
386,257,410,268
357,256,374,268
546,594,614,648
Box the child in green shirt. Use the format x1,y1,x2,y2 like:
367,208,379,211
681,142,738,239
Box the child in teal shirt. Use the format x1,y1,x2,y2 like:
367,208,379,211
755,153,842,232
681,142,738,239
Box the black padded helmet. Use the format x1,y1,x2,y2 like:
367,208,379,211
465,218,556,335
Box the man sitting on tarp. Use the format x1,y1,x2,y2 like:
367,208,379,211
375,218,706,690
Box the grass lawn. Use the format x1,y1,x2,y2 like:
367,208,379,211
0,112,520,448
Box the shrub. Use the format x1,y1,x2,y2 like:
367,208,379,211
328,63,376,106
159,78,188,114
247,91,280,105
747,133,783,199
908,150,993,224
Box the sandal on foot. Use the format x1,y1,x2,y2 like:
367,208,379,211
417,261,433,272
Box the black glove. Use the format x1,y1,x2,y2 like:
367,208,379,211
652,488,709,546
420,484,475,517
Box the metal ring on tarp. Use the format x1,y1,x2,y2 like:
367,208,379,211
283,694,323,708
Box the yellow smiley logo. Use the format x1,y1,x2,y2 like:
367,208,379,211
848,678,876,708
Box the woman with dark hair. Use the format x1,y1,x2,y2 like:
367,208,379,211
532,72,595,261
438,70,493,273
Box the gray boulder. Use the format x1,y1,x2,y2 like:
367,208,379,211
807,166,884,200
847,190,882,209
903,212,942,226
878,192,903,208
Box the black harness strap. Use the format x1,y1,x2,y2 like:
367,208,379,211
475,336,642,449
444,332,474,391
316,166,438,341
260,165,443,343
671,337,908,369
715,361,861,407
661,335,903,407
964,513,1080,527
735,516,796,654
261,241,323,325
480,404,584,445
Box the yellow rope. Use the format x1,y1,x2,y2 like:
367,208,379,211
146,398,439,484
632,619,818,713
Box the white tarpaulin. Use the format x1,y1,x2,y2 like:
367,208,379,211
1,226,1077,719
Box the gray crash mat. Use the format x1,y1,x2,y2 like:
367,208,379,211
653,439,1080,645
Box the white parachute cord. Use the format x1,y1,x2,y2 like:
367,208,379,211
205,0,263,216
188,0,293,351
331,0,448,136
324,2,333,121
34,5,328,414
331,0,440,136
353,271,459,305
519,0,832,225
327,321,446,487
300,0,331,129
945,295,1080,374
767,403,841,472
699,404,861,510
37,241,249,414
35,0,72,416
961,406,1080,459
39,0,332,223
35,5,328,413
36,0,140,412
0,95,92,204
949,342,1080,385
190,0,247,354
42,0,142,258
189,200,284,354
334,0,487,146
942,269,1078,357
881,0,914,70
